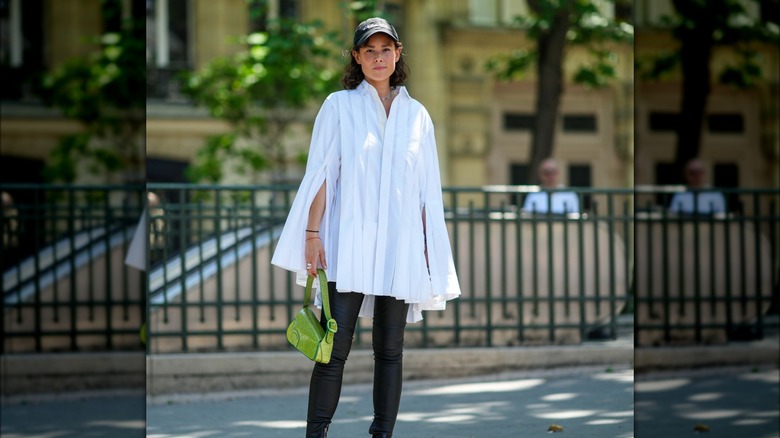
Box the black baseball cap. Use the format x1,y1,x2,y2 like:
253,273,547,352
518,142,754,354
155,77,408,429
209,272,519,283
353,17,400,47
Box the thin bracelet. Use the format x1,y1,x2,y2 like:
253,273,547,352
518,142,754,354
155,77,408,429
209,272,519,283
305,229,319,233
306,236,321,241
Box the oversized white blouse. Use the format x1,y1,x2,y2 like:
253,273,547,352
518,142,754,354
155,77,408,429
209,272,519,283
271,80,461,322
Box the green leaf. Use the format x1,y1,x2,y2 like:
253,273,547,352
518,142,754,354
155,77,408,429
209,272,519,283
247,32,269,46
101,33,121,45
638,51,681,81
250,45,270,60
183,16,340,182
38,15,145,182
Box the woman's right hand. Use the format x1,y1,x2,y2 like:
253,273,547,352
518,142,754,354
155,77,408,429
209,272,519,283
305,237,327,277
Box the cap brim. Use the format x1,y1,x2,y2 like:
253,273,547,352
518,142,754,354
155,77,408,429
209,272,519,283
355,29,398,47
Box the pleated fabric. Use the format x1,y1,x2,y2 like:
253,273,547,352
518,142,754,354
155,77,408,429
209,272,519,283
271,80,460,322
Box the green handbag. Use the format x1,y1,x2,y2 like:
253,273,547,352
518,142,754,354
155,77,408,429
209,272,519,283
286,268,338,364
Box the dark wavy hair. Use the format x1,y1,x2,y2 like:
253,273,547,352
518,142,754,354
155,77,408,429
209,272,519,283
341,40,409,90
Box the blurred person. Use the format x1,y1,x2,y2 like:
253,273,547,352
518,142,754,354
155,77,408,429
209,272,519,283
2,191,19,248
147,191,166,250
668,158,726,214
522,158,580,214
271,17,460,438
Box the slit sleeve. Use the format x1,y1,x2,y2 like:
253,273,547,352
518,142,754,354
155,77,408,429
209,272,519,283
271,98,340,286
420,116,461,310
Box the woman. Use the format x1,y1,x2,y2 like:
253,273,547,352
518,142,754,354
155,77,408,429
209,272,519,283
272,17,460,438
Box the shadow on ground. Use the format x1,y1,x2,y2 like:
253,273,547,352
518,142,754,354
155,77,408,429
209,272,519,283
635,367,779,438
146,367,634,438
1,395,145,438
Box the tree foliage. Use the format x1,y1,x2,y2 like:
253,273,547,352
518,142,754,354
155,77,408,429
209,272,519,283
343,0,387,23
489,1,632,85
181,16,340,183
637,0,779,180
40,0,145,183
487,0,633,184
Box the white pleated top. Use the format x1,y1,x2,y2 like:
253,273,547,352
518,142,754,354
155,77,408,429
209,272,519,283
271,80,461,322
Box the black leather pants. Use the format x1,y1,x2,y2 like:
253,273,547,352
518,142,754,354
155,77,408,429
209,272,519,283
306,282,409,437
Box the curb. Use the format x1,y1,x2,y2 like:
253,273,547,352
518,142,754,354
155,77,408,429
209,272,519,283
4,339,777,397
146,342,633,395
1,351,145,396
635,341,780,372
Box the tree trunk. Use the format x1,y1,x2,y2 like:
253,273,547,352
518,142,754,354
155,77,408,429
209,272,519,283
528,3,571,184
673,0,716,183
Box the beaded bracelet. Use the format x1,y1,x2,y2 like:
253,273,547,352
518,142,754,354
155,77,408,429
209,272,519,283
305,229,319,233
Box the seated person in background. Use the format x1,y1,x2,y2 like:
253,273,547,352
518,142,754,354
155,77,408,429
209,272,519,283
522,158,580,214
668,158,726,214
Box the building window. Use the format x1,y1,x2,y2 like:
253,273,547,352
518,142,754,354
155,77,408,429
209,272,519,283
568,163,591,210
562,114,598,133
503,112,535,131
248,0,269,32
510,163,531,185
648,111,679,132
147,0,190,68
147,157,190,183
469,0,526,26
714,162,739,211
0,0,44,101
653,161,678,207
707,113,744,133
103,0,124,33
469,0,498,26
614,0,634,24
249,0,299,32
470,0,618,26
654,162,677,186
568,164,592,187
0,0,20,68
146,0,190,100
509,163,530,205
103,0,145,31
278,0,298,19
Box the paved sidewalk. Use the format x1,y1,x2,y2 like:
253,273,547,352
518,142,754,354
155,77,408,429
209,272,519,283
1,391,145,438
4,365,778,437
145,365,634,438
635,366,779,438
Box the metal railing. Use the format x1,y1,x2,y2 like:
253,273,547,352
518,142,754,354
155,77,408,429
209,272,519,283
145,184,637,353
634,187,779,345
3,184,777,354
2,184,145,354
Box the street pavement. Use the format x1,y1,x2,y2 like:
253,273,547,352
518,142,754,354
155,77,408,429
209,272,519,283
2,365,778,437
635,366,779,438
145,365,635,438
1,391,145,438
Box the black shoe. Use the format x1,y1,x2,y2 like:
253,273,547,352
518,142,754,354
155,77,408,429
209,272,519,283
586,326,611,340
306,422,329,438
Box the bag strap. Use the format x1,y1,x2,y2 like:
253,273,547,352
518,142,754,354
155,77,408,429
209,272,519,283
304,268,334,323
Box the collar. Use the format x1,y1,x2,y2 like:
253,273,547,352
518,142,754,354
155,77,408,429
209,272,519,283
357,80,409,100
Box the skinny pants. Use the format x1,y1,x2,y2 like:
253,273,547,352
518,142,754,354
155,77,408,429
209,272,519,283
306,282,409,436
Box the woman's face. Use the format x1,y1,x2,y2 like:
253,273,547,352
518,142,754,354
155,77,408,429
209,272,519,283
352,33,401,88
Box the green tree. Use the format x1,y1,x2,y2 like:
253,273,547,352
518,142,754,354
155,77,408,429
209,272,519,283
343,0,386,22
182,15,340,183
638,0,779,181
40,0,145,183
487,0,633,184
